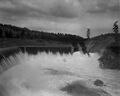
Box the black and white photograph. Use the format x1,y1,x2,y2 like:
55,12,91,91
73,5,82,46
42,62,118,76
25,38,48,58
0,0,120,96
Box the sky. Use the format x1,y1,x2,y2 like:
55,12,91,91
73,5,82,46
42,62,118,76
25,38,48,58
0,0,120,37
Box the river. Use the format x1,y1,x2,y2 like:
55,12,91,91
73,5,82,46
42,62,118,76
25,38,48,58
0,51,120,96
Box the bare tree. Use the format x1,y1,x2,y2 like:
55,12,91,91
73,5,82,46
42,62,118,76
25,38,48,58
87,28,90,39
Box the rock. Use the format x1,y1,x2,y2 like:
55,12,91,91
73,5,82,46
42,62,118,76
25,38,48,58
94,79,104,87
61,81,111,96
98,42,120,70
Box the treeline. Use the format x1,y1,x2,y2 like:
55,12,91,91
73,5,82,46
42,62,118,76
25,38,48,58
0,23,84,45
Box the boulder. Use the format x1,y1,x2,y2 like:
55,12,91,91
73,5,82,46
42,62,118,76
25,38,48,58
94,79,104,87
98,42,120,69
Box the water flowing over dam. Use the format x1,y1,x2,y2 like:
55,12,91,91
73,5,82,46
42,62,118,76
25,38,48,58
0,51,120,96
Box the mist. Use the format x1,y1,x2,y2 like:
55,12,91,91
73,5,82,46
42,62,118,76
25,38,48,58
0,52,120,96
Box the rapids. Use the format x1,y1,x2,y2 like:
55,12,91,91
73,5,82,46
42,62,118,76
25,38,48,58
0,52,120,96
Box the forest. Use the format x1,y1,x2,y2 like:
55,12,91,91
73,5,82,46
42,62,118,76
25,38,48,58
0,23,84,46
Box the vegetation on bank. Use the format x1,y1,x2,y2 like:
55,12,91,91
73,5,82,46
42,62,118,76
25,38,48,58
0,21,119,70
0,21,119,55
0,23,84,46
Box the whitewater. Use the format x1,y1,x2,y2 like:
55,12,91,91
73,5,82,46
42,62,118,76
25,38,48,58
0,51,120,96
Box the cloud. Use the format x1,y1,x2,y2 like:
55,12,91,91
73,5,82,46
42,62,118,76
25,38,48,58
48,3,80,18
0,0,119,20
0,0,15,9
0,0,84,33
86,0,120,16
18,18,83,35
11,0,82,18
0,0,52,24
0,0,119,37
0,0,84,24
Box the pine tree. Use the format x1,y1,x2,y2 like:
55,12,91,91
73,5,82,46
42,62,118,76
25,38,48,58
113,21,119,34
113,21,119,43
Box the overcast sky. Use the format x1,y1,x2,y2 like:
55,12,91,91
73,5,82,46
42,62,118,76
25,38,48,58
0,0,120,37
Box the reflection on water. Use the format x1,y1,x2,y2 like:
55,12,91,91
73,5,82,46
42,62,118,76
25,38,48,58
0,52,120,96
